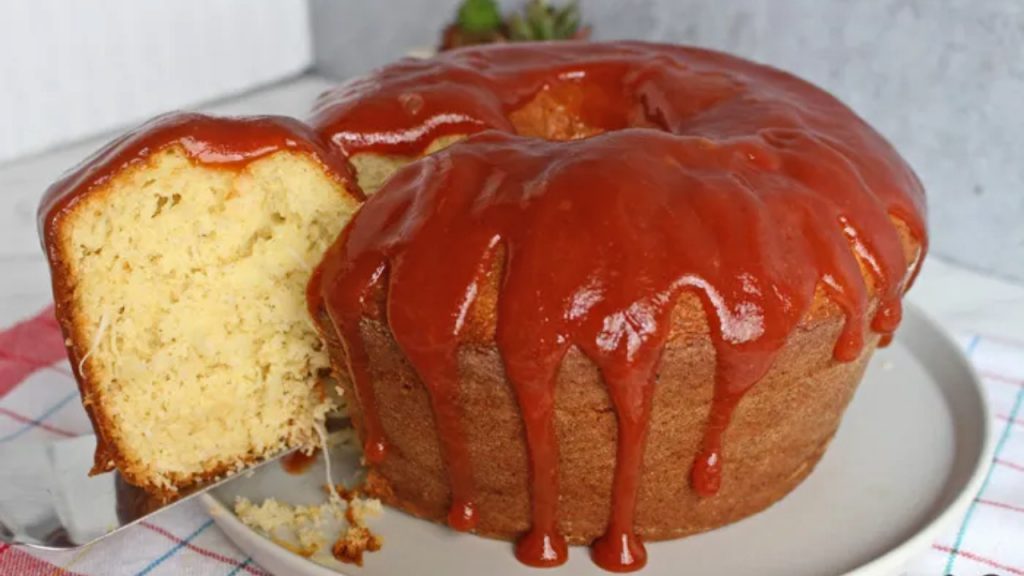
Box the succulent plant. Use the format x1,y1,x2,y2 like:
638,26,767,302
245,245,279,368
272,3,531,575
440,0,590,51
457,0,504,34
507,0,585,42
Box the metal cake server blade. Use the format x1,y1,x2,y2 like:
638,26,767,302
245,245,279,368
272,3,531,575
0,435,290,549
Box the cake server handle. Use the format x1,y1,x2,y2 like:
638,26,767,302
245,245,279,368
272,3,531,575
0,435,287,549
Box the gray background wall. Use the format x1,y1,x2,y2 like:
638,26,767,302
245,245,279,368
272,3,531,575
312,0,1024,282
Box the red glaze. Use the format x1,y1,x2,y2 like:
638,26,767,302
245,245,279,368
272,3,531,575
39,112,363,242
309,41,927,571
878,332,895,348
281,449,320,475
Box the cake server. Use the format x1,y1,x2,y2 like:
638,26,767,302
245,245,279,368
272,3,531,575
0,434,289,549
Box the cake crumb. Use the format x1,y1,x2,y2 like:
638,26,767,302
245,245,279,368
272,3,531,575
332,490,383,566
234,489,383,564
332,525,383,567
234,497,328,556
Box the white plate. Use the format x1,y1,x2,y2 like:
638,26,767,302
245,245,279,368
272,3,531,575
202,303,993,576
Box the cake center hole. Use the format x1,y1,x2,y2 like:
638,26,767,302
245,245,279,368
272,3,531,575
508,80,664,141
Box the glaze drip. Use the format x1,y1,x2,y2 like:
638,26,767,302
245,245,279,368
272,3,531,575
309,41,927,571
281,449,319,475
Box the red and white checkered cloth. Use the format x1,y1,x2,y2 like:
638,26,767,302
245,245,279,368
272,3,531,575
0,306,271,576
1,302,1022,576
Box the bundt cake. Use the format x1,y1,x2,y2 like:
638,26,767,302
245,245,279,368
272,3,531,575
39,39,927,573
39,113,363,495
307,41,927,571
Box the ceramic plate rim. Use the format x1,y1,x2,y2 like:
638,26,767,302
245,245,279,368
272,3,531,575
200,302,994,576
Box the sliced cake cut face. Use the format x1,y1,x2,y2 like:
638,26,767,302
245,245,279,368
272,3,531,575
41,114,362,495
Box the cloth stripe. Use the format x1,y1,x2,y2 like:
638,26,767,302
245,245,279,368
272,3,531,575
0,391,79,443
225,558,255,576
0,543,90,576
0,306,66,398
0,406,76,437
997,412,1024,428
997,458,1024,473
139,522,269,576
982,370,1024,387
943,336,1024,574
935,544,1024,576
977,497,1024,515
971,330,1024,350
965,334,981,355
134,520,215,576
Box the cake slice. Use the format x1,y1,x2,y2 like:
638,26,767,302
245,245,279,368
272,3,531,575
39,113,363,495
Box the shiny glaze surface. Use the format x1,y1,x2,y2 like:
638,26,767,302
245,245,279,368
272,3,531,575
31,40,928,574
281,450,320,476
310,41,927,572
39,112,362,241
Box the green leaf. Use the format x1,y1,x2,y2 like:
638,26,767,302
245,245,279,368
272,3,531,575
457,0,502,33
507,13,533,41
506,14,527,40
553,1,581,37
501,0,586,42
526,1,550,39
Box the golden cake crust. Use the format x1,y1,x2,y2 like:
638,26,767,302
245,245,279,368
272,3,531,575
317,225,918,543
341,307,870,542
